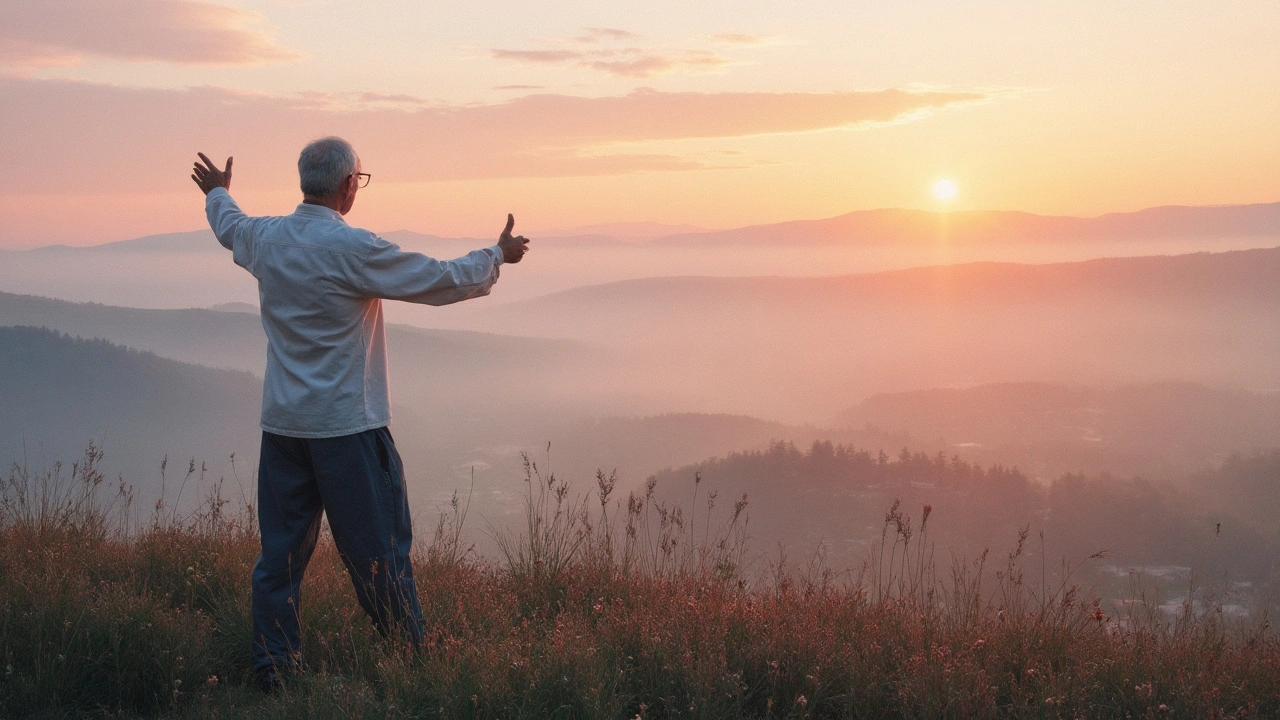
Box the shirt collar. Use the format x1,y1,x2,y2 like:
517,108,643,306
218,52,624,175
293,202,348,224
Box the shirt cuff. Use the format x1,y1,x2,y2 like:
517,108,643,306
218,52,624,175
485,245,504,267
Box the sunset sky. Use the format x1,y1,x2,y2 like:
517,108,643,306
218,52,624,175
1,0,1277,248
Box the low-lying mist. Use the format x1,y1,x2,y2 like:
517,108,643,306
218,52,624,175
1,205,1278,612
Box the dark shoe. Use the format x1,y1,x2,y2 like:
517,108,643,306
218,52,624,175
256,669,284,694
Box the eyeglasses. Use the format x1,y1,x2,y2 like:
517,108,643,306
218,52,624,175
354,172,371,188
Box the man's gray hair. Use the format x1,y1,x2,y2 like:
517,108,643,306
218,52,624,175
298,137,358,197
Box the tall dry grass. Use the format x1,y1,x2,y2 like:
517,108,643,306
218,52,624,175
1,445,1277,718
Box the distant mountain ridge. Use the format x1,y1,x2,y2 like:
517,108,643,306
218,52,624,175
480,245,1280,318
3,202,1275,254
2,230,215,254
0,290,593,376
540,221,712,241
654,202,1280,247
430,246,1280,421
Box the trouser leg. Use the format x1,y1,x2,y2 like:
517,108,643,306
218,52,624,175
252,432,324,675
310,427,425,645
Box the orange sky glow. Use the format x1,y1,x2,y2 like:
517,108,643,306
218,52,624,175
0,0,1276,248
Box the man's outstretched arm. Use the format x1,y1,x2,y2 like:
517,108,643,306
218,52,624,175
191,152,252,259
358,214,530,305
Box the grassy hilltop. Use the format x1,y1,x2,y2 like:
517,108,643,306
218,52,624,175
3,446,1279,719
2,443,1280,717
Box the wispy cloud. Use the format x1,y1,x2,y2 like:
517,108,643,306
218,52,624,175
706,33,778,46
581,50,732,78
492,46,733,79
0,0,300,69
574,27,643,43
0,78,988,193
493,27,737,79
289,91,437,112
491,49,581,64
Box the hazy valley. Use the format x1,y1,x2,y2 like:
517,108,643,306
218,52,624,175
2,204,1278,587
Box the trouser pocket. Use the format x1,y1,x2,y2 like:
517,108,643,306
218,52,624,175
373,427,398,490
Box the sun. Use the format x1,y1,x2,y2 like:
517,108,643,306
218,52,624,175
932,179,958,201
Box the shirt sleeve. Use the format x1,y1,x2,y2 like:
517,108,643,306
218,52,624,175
357,235,503,305
204,187,255,271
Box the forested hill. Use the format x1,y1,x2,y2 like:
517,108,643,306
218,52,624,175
0,326,262,500
833,381,1280,477
646,440,1280,582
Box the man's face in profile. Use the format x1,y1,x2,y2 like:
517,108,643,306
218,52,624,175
340,158,362,216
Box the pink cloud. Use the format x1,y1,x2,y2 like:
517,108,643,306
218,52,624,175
493,45,733,79
0,39,81,70
0,0,299,68
490,49,582,64
0,78,986,195
574,27,644,43
493,27,761,79
583,50,732,78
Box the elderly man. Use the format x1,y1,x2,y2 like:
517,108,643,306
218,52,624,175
190,137,528,690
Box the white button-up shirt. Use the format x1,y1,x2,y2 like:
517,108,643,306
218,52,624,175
205,187,503,438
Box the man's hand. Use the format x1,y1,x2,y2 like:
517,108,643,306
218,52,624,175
191,153,233,196
497,213,529,263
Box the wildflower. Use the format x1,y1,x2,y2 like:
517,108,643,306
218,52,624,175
973,638,985,650
1159,704,1169,712
206,675,218,687
1093,608,1106,622
797,694,808,707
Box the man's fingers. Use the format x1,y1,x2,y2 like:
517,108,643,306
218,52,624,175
197,152,217,172
502,213,515,238
224,156,233,176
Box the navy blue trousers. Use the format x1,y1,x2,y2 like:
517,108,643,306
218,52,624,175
252,427,425,676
